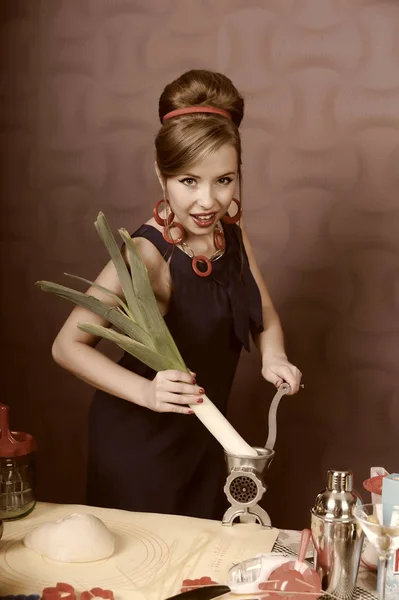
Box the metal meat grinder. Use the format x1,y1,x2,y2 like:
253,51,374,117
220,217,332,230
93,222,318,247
222,445,275,526
222,383,290,527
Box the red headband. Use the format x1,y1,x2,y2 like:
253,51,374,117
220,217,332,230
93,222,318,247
162,106,232,123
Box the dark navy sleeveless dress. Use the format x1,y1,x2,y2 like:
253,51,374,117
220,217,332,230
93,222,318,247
87,222,263,519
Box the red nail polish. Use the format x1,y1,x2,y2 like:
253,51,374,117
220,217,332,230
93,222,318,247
188,410,194,414
197,398,203,403
199,388,205,394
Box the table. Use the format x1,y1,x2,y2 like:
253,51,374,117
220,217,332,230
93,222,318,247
0,503,378,599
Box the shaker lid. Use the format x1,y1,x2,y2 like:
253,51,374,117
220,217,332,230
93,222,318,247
327,469,353,492
312,469,357,521
0,403,37,457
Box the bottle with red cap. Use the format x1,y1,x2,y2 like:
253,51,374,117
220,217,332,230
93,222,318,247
0,403,37,520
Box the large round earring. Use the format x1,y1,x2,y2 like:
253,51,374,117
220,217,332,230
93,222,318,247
153,199,174,226
162,223,185,245
221,198,242,224
154,198,186,245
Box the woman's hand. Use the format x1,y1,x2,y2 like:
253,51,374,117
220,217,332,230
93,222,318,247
261,352,302,394
142,370,205,414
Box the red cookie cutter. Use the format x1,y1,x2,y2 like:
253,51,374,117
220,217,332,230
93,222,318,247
41,584,114,600
181,576,218,592
41,583,76,600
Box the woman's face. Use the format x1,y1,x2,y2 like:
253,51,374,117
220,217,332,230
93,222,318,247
161,144,238,237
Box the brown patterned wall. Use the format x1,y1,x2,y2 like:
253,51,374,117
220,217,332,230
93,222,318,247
1,0,399,529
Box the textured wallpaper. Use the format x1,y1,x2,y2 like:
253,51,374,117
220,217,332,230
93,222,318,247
1,0,399,528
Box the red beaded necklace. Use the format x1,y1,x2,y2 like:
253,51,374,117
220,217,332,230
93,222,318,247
164,221,226,277
153,199,228,277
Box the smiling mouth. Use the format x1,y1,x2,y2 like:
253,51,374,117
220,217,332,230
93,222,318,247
190,212,217,226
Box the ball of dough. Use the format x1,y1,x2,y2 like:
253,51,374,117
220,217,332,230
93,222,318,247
24,513,115,563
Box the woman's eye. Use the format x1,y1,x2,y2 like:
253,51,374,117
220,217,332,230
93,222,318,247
179,178,196,186
218,177,233,185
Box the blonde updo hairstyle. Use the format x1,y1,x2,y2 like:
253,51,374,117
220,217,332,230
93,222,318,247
155,70,244,194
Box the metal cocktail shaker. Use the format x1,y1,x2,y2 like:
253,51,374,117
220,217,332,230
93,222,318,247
311,470,364,600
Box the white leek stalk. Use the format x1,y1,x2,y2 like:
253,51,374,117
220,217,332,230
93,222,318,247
191,397,257,456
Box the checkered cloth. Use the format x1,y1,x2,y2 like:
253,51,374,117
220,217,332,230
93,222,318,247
273,541,378,599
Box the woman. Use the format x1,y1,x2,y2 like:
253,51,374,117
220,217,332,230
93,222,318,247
52,69,302,519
